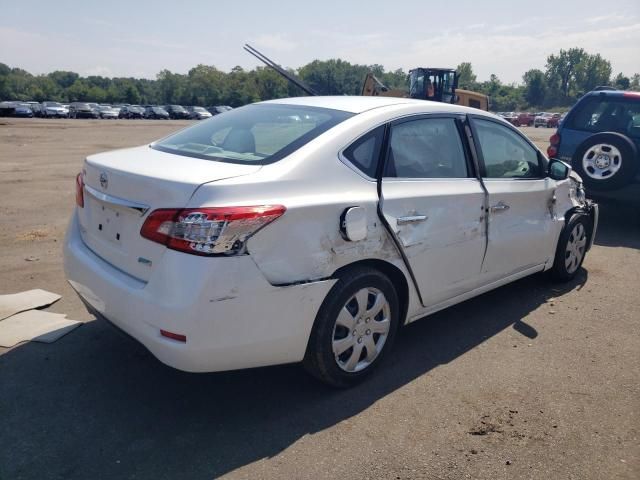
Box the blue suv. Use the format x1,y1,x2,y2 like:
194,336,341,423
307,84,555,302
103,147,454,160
548,88,640,191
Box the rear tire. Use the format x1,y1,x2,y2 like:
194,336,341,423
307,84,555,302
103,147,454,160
303,266,400,388
550,215,590,282
572,133,637,191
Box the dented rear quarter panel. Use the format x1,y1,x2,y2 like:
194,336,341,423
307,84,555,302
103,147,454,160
187,106,429,318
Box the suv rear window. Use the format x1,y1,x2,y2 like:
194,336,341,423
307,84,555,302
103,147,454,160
152,104,353,164
567,96,640,138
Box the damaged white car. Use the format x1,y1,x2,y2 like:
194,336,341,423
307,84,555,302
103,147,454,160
64,96,598,387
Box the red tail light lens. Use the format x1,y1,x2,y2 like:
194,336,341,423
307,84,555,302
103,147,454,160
547,132,560,158
140,205,286,256
75,172,84,208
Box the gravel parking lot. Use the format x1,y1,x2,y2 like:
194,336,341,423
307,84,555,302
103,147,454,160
0,119,638,480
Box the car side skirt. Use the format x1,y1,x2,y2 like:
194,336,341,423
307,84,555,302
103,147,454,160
405,263,546,324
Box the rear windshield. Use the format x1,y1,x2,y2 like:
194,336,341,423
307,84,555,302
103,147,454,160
151,103,353,164
567,95,640,138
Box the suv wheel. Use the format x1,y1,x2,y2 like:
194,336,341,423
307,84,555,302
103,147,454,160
303,266,400,388
572,133,638,191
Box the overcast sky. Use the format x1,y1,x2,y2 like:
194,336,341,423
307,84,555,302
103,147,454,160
1,0,638,84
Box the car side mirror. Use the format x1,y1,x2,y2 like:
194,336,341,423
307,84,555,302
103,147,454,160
548,158,570,181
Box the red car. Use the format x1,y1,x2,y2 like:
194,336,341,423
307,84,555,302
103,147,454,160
534,113,561,128
514,112,535,127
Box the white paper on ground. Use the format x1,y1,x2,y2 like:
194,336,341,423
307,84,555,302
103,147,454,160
0,289,62,321
0,310,81,348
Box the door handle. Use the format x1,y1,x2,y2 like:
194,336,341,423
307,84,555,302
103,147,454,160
489,202,510,214
397,215,428,225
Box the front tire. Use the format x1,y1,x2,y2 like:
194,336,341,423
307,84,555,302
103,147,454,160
303,267,400,388
550,215,590,282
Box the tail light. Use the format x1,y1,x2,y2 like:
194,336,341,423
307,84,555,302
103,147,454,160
75,172,84,208
547,132,560,158
140,205,286,256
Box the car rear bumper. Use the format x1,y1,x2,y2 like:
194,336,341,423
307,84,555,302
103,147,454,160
63,211,335,372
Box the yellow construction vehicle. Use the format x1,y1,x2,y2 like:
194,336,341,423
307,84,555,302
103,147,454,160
361,69,489,111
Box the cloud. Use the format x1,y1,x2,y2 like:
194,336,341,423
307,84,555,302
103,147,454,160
83,66,114,77
335,17,640,83
251,33,297,52
113,36,187,50
1,6,638,84
585,13,628,23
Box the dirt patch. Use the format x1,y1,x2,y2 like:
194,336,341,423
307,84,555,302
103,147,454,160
15,228,50,241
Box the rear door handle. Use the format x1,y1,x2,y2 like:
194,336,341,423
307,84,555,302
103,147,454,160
397,215,428,225
489,202,510,214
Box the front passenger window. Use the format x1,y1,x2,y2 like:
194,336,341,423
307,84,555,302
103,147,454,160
473,119,541,179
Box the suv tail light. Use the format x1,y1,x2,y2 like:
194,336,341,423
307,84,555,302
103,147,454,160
75,172,84,208
547,132,560,158
140,205,286,256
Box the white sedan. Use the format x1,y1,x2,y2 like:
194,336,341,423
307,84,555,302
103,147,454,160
64,96,598,387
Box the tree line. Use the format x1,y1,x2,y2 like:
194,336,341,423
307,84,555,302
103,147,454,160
1,47,637,111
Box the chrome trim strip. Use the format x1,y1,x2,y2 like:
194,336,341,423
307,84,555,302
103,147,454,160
84,184,150,216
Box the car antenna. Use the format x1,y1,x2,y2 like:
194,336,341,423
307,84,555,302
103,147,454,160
243,44,319,96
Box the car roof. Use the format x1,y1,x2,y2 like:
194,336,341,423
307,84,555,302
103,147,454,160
585,89,640,99
260,95,483,115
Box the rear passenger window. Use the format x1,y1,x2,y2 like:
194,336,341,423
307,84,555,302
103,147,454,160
342,126,384,178
567,96,640,138
384,118,468,178
473,119,541,179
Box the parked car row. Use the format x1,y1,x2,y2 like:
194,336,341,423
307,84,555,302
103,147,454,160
496,111,566,128
0,101,232,120
534,112,563,128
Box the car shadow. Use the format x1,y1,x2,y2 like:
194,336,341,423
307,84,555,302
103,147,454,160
0,269,586,480
591,195,640,250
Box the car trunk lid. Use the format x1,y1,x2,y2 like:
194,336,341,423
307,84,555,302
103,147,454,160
78,145,260,282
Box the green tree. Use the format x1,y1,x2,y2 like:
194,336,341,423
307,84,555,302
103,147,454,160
613,72,630,90
522,69,547,106
574,53,611,93
456,62,477,89
156,70,186,104
48,71,79,90
299,59,368,95
253,66,290,101
545,48,587,98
